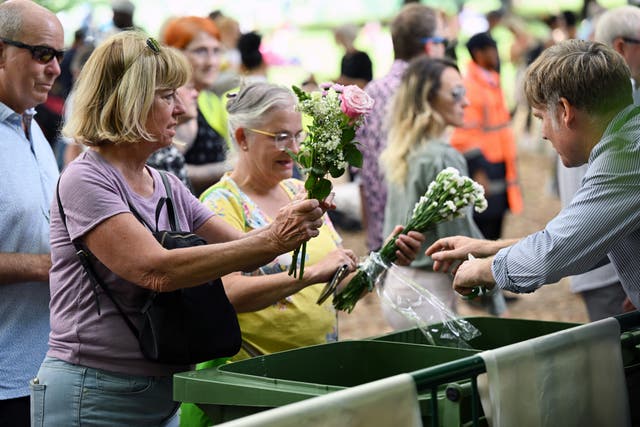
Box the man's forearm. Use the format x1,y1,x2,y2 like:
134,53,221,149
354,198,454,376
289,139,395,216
488,238,519,255
0,253,51,284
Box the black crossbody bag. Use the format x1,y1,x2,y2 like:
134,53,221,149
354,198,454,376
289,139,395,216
56,171,241,365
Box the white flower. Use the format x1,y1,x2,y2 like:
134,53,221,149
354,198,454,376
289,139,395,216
444,200,457,212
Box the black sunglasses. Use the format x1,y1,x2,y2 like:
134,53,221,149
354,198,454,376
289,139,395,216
622,37,640,45
0,37,65,64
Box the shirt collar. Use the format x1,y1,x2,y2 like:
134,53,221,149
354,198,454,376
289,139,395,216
0,101,36,126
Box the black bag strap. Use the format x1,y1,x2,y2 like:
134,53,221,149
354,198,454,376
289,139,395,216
55,170,181,341
55,179,142,339
159,170,181,231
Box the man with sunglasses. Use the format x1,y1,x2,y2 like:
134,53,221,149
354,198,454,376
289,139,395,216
0,1,63,426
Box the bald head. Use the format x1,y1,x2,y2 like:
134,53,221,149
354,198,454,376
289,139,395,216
0,0,61,40
0,0,63,113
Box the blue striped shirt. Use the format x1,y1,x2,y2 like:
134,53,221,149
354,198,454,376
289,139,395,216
492,105,640,308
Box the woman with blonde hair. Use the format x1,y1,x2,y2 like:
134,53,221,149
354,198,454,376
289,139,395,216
33,31,326,426
380,56,505,329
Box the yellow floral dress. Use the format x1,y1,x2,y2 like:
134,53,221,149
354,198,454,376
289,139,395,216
200,173,341,360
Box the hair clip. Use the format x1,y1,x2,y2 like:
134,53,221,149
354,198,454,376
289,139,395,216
226,92,238,99
146,37,160,54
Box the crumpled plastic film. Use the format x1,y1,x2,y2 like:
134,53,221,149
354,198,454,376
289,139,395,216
358,251,390,292
374,262,481,348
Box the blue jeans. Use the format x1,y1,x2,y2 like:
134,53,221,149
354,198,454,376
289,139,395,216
30,357,178,426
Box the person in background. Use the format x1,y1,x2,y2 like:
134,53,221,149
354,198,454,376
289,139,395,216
56,28,86,100
95,0,138,45
426,40,640,312
450,31,523,242
357,3,446,252
595,5,640,104
506,15,540,144
34,31,327,426
380,57,506,328
555,5,640,320
163,16,232,196
184,80,423,427
45,28,88,168
237,31,268,82
61,40,96,166
0,1,63,425
209,12,242,96
561,10,578,40
333,23,372,89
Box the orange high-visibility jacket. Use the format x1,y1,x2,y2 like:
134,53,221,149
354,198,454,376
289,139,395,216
450,61,523,214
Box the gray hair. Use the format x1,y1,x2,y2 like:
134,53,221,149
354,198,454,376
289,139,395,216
594,6,640,47
334,23,359,45
226,81,297,145
0,1,25,39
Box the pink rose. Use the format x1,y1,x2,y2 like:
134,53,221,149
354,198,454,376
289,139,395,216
339,85,375,119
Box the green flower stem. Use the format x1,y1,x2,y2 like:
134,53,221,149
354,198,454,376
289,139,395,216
288,172,324,280
288,246,300,277
334,202,463,311
299,240,307,279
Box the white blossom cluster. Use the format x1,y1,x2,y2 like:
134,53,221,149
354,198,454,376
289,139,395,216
410,167,488,226
296,89,353,172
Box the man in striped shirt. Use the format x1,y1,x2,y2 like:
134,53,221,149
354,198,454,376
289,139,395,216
426,39,640,310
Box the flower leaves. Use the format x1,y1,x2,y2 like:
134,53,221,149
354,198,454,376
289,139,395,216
343,142,362,168
306,175,332,201
292,85,310,102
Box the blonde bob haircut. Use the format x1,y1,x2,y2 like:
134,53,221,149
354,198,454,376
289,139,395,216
64,30,191,146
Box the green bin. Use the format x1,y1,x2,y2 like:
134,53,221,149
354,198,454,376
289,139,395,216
371,316,580,350
173,340,478,425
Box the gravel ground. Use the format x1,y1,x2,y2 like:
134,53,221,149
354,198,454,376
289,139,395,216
337,148,590,340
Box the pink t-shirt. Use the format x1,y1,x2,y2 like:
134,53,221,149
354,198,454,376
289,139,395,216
48,150,214,376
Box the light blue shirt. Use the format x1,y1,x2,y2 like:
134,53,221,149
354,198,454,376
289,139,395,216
492,105,640,309
0,101,59,399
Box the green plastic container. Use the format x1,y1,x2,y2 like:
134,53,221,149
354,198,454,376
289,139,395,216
371,316,580,350
173,340,479,425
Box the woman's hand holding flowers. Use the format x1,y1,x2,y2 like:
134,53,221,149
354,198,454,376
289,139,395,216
386,227,425,266
266,199,324,253
333,167,488,312
304,248,358,286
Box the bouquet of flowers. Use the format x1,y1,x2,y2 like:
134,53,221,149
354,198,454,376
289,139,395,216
333,167,488,312
287,83,374,279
